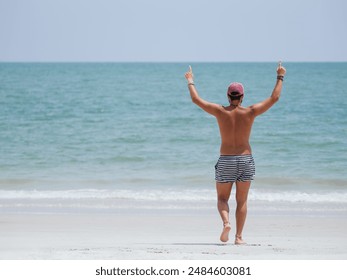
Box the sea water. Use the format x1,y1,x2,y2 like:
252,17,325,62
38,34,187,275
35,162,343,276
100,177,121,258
0,63,346,212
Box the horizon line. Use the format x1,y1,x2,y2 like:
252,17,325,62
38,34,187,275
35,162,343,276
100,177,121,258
1,60,347,64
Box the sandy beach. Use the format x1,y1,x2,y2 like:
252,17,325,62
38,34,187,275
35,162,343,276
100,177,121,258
1,204,346,260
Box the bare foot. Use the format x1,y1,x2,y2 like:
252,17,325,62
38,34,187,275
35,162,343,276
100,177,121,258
220,223,231,242
234,235,246,245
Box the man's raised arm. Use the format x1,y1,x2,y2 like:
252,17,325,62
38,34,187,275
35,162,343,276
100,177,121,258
184,66,222,117
250,62,287,117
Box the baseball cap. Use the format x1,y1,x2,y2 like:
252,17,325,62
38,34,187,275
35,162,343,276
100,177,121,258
227,82,244,97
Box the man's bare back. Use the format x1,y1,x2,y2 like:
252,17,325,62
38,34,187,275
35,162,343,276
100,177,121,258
216,105,254,155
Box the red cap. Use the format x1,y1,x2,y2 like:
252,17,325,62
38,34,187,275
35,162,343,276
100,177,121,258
227,82,244,96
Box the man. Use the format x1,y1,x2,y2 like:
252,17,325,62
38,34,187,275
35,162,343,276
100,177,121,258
184,62,286,244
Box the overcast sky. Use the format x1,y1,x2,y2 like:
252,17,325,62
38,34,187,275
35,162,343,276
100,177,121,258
0,0,346,62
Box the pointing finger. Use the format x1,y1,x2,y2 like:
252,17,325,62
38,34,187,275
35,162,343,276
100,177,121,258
278,60,282,68
189,65,192,73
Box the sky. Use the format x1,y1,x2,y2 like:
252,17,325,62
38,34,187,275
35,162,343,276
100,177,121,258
0,0,346,62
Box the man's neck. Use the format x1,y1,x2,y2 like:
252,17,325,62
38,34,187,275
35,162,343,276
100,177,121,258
229,102,241,108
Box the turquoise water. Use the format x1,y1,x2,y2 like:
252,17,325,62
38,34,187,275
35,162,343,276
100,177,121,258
1,63,346,208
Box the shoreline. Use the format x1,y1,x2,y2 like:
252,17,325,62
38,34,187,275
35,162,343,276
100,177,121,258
1,204,346,260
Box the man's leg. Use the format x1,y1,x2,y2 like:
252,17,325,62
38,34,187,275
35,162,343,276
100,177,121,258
216,182,233,242
234,181,251,244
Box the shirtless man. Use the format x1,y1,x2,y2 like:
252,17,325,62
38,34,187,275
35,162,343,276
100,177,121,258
184,62,286,244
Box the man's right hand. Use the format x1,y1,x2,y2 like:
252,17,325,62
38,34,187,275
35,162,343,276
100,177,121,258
185,65,194,84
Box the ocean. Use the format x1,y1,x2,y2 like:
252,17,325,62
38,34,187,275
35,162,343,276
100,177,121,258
1,62,346,213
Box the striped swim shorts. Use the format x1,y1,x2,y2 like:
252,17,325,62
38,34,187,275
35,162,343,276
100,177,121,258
215,154,255,183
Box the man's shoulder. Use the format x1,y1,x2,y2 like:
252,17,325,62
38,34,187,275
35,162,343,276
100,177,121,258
235,106,253,113
241,105,255,112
